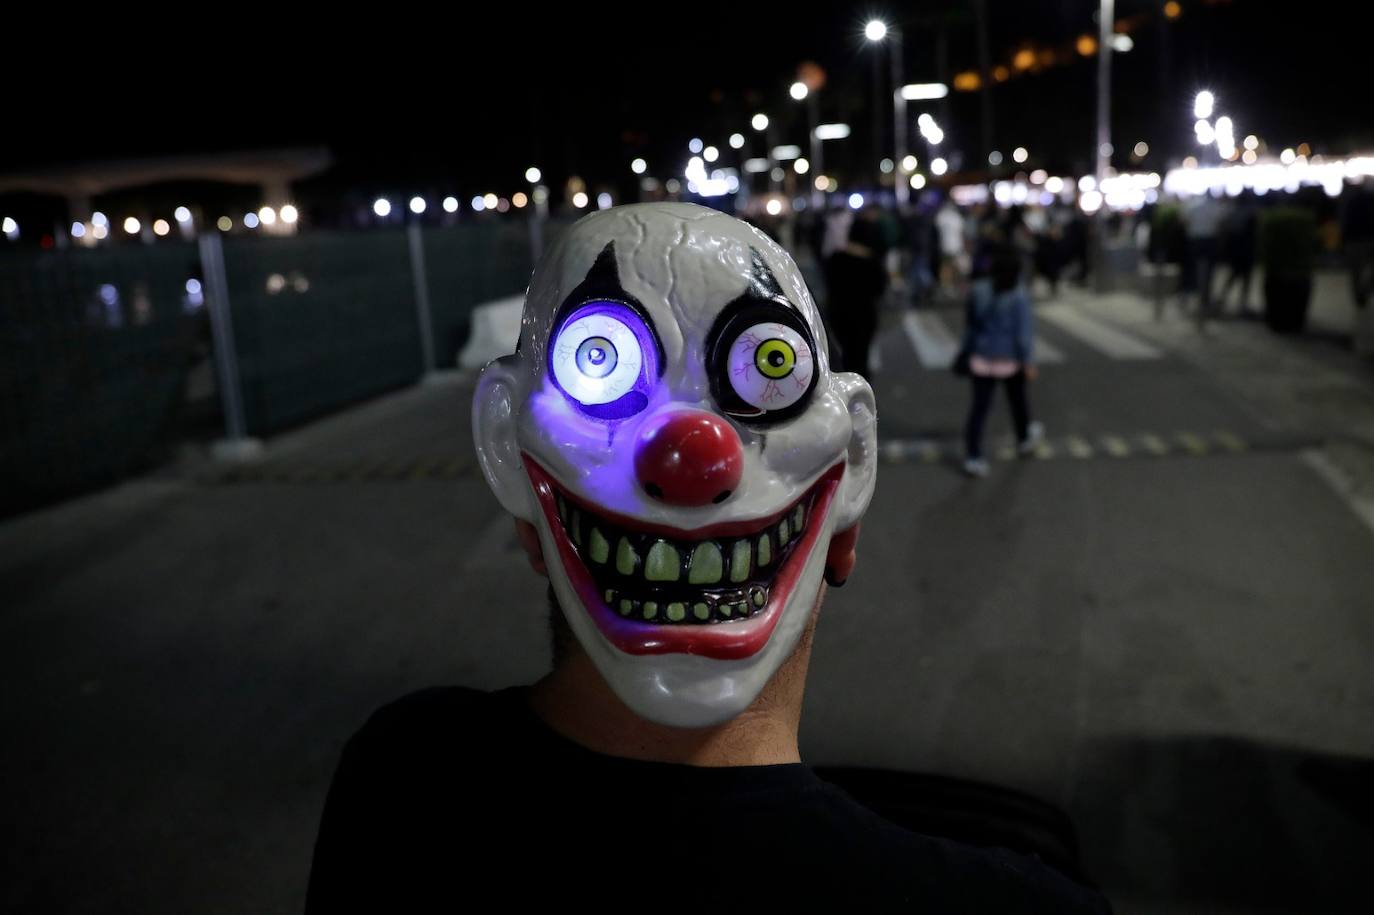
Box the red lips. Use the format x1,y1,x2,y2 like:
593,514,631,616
524,456,844,659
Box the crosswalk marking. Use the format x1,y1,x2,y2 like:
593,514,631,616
1039,304,1163,359
901,311,960,369
896,306,1156,369
1033,336,1065,363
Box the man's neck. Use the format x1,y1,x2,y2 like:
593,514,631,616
528,614,815,768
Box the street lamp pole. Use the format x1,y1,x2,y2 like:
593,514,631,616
871,51,883,187
1093,0,1115,292
808,94,822,210
892,28,908,207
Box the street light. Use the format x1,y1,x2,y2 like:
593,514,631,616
900,83,948,100
525,167,542,184
864,17,909,204
1194,91,1214,120
789,81,808,101
631,158,647,174
751,113,769,131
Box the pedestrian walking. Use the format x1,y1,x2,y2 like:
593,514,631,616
1217,191,1258,314
1181,191,1227,325
957,244,1043,478
824,210,888,377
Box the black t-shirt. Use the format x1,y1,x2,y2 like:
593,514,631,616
306,687,1110,913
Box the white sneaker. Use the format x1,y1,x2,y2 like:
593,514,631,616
963,457,990,478
1018,421,1045,456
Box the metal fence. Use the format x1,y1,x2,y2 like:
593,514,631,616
0,242,203,516
1,221,533,516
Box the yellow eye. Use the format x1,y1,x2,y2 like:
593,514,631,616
754,338,796,379
726,320,814,411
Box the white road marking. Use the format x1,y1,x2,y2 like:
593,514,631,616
901,311,960,369
903,311,1064,367
1033,336,1066,363
1301,450,1374,538
1039,304,1163,360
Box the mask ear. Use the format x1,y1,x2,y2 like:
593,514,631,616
826,371,877,585
472,355,534,521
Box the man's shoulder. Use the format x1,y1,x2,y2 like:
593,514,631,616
347,685,529,760
362,685,510,726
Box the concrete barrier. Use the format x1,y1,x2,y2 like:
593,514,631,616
457,294,525,369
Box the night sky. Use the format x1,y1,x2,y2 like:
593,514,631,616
4,1,1366,211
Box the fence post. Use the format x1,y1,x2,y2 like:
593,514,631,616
198,232,262,461
406,223,439,377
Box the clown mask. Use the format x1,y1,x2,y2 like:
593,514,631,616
474,203,877,728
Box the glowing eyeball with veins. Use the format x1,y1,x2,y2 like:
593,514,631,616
726,321,814,411
549,301,658,419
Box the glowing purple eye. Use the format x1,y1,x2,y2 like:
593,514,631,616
552,310,645,406
726,321,814,411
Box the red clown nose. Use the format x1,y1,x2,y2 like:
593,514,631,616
634,410,744,506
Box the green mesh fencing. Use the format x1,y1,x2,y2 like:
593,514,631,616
2,222,537,512
422,221,533,366
221,230,423,435
0,243,202,516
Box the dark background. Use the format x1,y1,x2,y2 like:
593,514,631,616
5,1,1366,208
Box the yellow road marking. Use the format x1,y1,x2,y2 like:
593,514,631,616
1101,436,1130,457
1177,432,1208,455
1139,434,1169,456
1214,430,1247,452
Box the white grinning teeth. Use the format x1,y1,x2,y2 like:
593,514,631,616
555,490,814,613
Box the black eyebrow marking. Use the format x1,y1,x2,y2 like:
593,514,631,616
567,242,630,304
747,247,792,307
